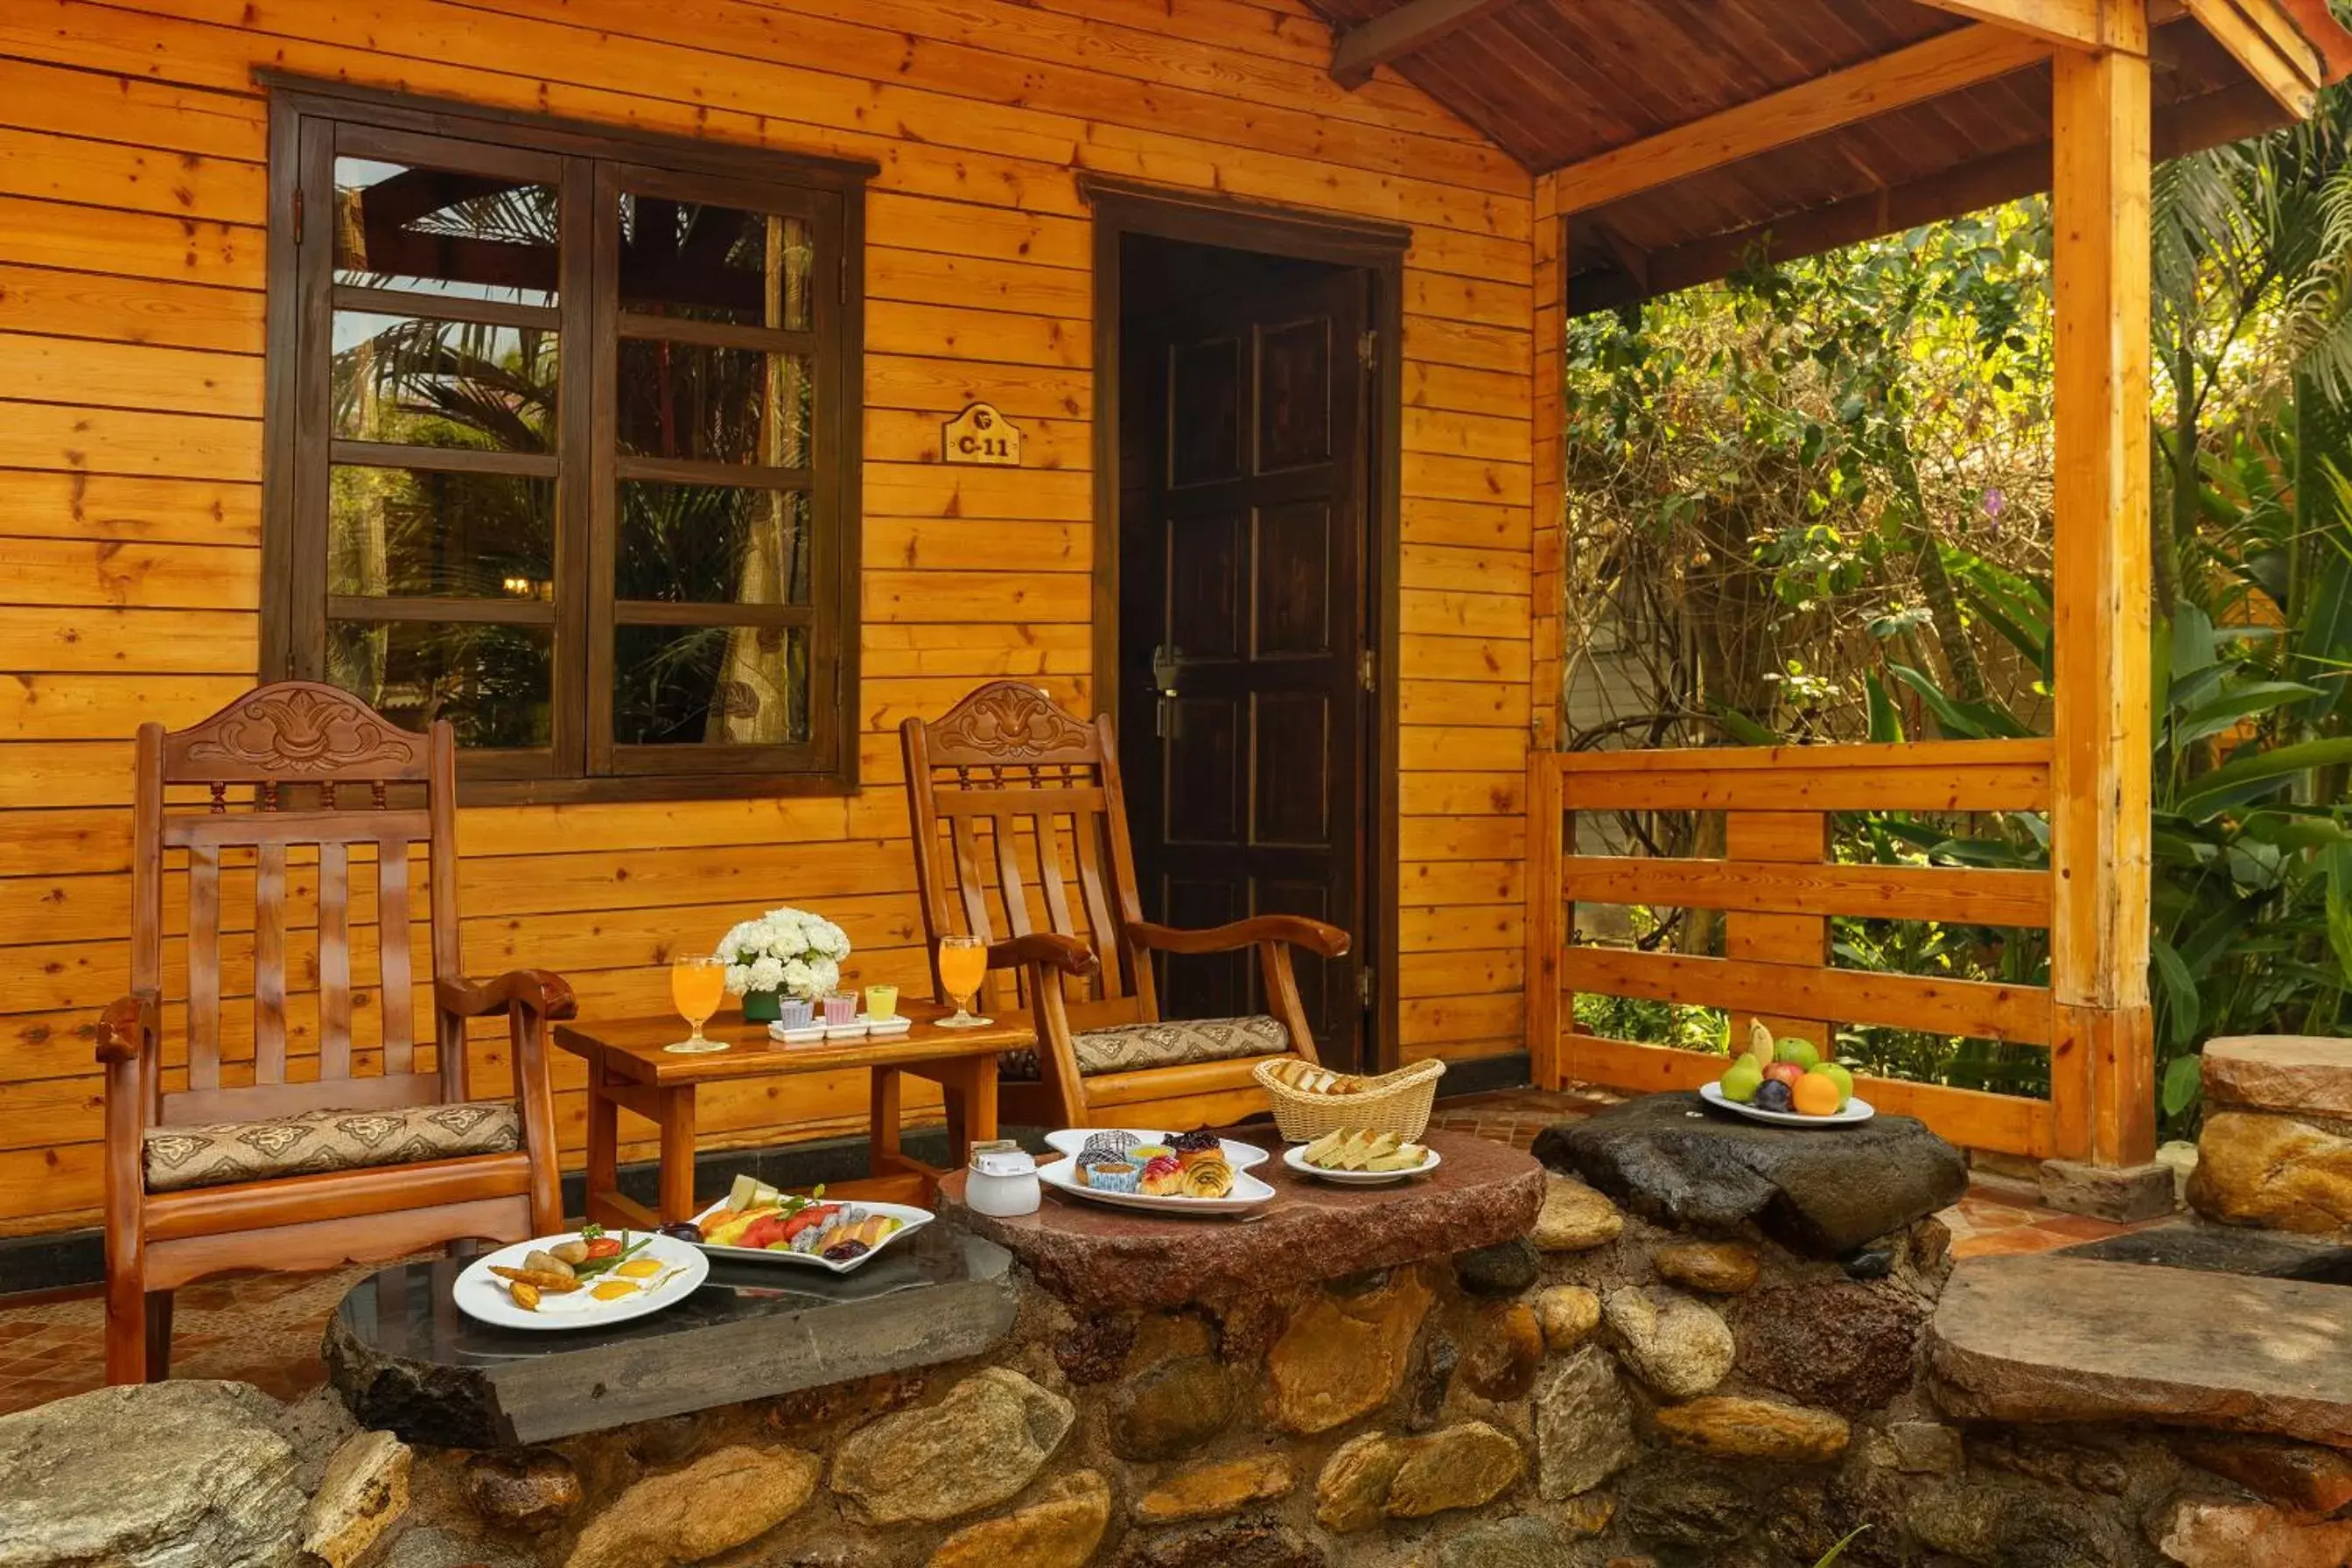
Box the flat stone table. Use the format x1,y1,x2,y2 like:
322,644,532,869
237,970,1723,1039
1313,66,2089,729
1535,1090,1969,1258
325,1222,1016,1447
939,1128,1545,1310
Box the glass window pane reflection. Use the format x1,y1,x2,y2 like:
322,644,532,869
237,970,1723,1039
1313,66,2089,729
332,312,557,452
334,158,558,308
612,623,809,746
328,620,553,748
616,482,809,606
618,195,812,330
616,340,811,467
329,467,554,599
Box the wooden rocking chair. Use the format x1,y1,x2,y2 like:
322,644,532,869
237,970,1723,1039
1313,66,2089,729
900,681,1350,1130
96,682,570,1384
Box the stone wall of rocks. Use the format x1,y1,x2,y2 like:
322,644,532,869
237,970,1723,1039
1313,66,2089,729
2187,1035,2352,1237
10,1139,2351,1566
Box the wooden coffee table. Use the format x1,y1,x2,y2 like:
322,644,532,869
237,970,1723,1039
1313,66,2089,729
553,1003,1034,1228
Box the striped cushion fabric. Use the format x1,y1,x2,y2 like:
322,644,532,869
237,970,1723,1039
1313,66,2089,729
999,1013,1291,1082
143,1102,521,1194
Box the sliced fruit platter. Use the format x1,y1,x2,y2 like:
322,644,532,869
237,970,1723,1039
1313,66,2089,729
1037,1128,1276,1215
1283,1127,1441,1185
1700,1022,1875,1127
454,1224,708,1331
684,1175,933,1274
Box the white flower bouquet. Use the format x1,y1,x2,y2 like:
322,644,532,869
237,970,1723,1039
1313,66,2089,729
713,906,852,1004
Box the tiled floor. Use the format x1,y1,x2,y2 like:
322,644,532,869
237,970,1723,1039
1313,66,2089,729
0,1088,2160,1418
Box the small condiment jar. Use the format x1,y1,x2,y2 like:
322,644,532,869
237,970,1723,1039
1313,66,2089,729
965,1144,1040,1217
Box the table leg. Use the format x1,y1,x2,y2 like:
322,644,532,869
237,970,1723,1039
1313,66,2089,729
941,1054,997,1167
963,1053,998,1155
584,1048,621,1228
657,1087,698,1225
869,1066,904,1180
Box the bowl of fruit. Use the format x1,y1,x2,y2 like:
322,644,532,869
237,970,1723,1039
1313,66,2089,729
1700,1022,1873,1127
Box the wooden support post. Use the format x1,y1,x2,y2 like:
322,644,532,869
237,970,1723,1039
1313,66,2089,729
2050,14,2158,1167
1526,752,1564,1090
1527,174,1568,1089
1724,813,1833,1054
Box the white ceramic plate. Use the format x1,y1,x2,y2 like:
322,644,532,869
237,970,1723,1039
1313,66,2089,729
1037,1154,1274,1215
455,1230,707,1332
1043,1128,1271,1172
1282,1141,1443,1186
689,1196,934,1275
1699,1081,1876,1127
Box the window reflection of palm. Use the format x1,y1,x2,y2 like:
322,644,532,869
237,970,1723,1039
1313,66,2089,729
935,935,991,1028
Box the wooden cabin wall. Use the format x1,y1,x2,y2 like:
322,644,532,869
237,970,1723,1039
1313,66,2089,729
0,0,1536,1237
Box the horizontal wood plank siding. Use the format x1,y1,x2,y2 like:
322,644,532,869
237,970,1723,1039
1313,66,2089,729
0,0,1535,1235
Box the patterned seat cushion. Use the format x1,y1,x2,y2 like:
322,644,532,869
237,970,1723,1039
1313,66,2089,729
999,1013,1292,1082
143,1102,522,1194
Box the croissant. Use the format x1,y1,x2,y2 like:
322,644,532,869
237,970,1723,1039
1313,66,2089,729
1180,1157,1234,1199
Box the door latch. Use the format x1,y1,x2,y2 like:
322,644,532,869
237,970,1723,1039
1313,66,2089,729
1150,644,1182,738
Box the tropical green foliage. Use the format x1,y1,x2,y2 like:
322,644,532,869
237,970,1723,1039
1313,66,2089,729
1560,88,2352,1133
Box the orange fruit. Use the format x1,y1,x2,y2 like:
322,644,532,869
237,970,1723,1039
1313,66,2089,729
1791,1072,1842,1117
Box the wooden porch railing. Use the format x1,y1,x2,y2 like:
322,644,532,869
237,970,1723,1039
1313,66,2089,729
1524,740,2067,1158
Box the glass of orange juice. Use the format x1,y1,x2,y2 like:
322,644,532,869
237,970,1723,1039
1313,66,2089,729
665,954,728,1054
934,934,992,1029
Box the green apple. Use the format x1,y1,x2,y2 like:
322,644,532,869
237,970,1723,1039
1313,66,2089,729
1718,1058,1765,1104
1816,1061,1855,1106
1774,1037,1822,1069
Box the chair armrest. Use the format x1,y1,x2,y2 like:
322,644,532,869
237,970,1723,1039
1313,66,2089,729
437,970,578,1021
95,990,160,1065
1127,916,1352,959
987,932,1099,977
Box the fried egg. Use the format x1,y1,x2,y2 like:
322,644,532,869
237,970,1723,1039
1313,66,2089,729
616,1257,663,1279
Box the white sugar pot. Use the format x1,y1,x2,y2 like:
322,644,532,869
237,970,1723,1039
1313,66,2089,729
965,1143,1040,1217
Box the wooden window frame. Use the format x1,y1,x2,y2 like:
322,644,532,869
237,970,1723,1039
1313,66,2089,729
260,78,873,805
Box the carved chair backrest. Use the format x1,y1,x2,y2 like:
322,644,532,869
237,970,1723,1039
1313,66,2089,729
131,682,466,1128
900,682,1156,1023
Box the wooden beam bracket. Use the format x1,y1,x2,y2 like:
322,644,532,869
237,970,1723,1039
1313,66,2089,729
1330,0,1520,88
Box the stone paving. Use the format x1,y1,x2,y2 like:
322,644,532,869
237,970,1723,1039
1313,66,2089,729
0,1088,2160,1417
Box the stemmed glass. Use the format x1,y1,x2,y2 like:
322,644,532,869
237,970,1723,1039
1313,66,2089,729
665,954,728,1054
934,934,993,1028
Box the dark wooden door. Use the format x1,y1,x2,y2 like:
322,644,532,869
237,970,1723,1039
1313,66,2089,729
1119,260,1369,1069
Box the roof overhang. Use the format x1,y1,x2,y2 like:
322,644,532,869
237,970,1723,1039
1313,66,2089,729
1307,0,2350,310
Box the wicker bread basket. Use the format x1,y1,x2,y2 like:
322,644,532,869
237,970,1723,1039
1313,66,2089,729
1253,1055,1447,1144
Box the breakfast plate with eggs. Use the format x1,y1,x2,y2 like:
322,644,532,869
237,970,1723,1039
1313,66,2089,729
454,1226,708,1331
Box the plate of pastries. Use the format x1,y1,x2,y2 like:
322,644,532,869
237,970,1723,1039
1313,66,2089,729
1036,1127,1275,1215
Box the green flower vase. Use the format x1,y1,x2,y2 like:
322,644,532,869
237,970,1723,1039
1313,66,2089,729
740,988,783,1024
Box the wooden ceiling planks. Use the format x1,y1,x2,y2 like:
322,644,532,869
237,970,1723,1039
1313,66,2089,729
1301,0,2320,305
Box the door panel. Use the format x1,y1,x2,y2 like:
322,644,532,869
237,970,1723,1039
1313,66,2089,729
1119,252,1369,1069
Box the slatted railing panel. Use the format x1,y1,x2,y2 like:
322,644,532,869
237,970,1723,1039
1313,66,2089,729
1526,740,2064,1158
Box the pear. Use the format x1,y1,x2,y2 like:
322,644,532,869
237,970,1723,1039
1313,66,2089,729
1719,1057,1765,1104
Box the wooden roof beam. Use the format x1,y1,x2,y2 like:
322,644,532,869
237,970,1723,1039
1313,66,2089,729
2181,0,2325,116
1567,79,2284,313
1329,0,1522,89
1553,24,2054,214
1904,0,2132,51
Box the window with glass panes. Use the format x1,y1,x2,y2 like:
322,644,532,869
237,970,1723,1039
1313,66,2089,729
262,88,866,800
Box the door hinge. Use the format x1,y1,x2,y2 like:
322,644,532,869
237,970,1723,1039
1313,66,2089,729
291,187,304,246
1357,328,1378,372
1359,648,1377,694
1358,965,1376,1010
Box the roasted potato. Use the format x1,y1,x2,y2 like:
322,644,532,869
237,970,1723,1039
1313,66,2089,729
523,1249,576,1279
508,1281,541,1312
549,1239,591,1266
490,1265,580,1293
